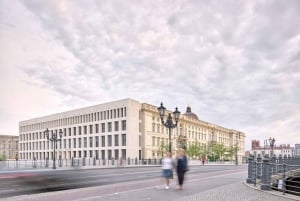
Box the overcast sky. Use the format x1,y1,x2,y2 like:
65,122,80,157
0,0,299,150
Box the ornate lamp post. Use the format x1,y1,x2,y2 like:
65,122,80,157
44,128,63,169
269,137,275,157
157,102,180,153
235,133,240,165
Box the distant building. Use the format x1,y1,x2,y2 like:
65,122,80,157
19,98,245,162
0,135,19,160
295,144,300,156
250,139,295,157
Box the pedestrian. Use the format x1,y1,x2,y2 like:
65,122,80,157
161,151,174,189
201,156,206,165
176,149,188,190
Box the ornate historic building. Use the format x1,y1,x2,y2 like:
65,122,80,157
0,135,19,160
19,98,245,162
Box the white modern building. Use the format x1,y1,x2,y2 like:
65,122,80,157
19,98,245,161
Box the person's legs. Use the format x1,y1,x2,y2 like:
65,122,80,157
177,171,184,189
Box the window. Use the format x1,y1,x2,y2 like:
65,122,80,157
89,125,93,134
79,138,82,148
122,120,126,131
101,123,105,133
108,150,112,160
73,127,76,135
121,134,126,146
68,139,71,149
68,128,71,136
89,137,93,147
73,138,76,148
79,126,82,135
84,137,87,148
89,150,93,158
108,122,112,132
63,139,66,148
108,135,112,146
101,136,105,147
114,121,119,131
122,149,126,159
114,149,119,160
95,136,99,147
101,150,105,159
152,137,155,146
95,124,99,133
84,126,87,134
114,134,119,146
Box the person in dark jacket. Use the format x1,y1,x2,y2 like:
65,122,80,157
176,149,188,190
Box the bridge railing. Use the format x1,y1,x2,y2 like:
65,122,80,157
0,157,164,170
246,154,300,196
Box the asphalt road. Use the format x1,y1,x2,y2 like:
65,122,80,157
0,165,247,199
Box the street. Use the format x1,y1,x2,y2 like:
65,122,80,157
0,164,247,199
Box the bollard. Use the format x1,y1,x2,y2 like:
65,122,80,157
246,155,254,184
261,155,271,190
257,154,262,179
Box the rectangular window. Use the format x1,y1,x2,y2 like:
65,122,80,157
63,139,66,148
89,125,93,134
108,122,112,132
95,124,99,133
108,150,112,160
101,123,105,133
84,137,87,148
68,128,71,136
73,127,76,136
101,136,105,147
89,150,93,158
101,150,105,159
121,134,126,146
108,135,112,146
95,136,99,147
122,149,126,159
114,134,119,146
89,137,93,147
114,109,116,118
152,137,155,146
122,120,126,131
64,128,67,136
79,126,82,135
79,138,82,148
114,121,119,131
73,138,76,148
68,139,71,149
114,149,119,160
84,126,87,134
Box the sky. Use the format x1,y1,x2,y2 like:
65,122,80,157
0,0,299,150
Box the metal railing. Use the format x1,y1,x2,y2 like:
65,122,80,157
246,154,300,196
0,157,163,170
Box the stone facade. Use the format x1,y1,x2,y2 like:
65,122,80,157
0,135,19,159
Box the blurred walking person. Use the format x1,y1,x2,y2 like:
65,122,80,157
176,149,188,190
161,151,174,189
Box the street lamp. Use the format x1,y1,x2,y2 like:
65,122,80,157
157,102,180,153
44,128,63,169
235,133,240,165
269,137,275,157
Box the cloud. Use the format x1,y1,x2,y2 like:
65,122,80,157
0,0,299,149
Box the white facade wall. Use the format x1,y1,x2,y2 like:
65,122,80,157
19,98,141,160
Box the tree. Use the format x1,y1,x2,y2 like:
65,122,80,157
158,141,169,157
0,154,7,161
